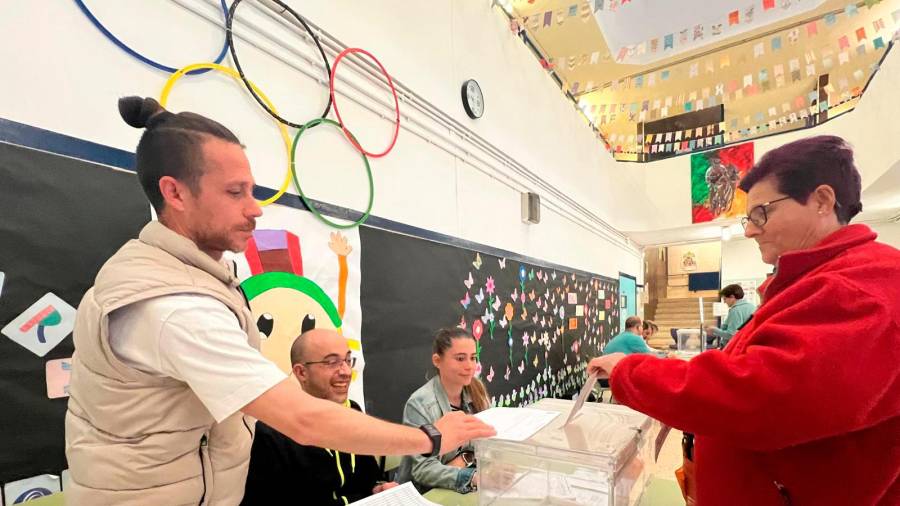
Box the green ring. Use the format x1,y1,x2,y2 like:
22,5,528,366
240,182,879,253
290,118,374,229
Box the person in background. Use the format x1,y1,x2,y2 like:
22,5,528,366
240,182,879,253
706,284,756,348
242,329,398,505
641,320,659,342
397,328,491,494
588,135,900,505
603,316,653,355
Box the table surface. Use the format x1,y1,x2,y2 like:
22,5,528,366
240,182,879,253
24,475,684,506
423,476,685,506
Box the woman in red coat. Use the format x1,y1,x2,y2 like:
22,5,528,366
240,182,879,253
590,135,900,505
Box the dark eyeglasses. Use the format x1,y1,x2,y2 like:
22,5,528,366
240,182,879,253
304,355,356,370
740,196,792,229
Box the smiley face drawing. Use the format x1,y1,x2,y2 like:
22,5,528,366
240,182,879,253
240,230,355,374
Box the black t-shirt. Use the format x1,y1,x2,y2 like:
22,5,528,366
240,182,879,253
241,400,382,505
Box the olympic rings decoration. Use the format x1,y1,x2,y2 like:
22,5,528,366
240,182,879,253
290,118,374,229
330,47,401,158
226,0,333,126
160,63,293,207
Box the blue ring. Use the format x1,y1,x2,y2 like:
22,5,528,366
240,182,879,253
73,0,229,75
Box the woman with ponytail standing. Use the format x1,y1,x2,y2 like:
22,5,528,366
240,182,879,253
397,328,491,494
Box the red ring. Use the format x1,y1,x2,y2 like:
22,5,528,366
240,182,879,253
330,47,400,158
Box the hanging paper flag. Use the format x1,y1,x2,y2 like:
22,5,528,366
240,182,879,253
759,69,769,82
772,36,782,50
744,6,755,23
805,64,816,77
753,42,765,57
856,27,867,41
791,69,801,82
544,11,553,26
689,63,699,77
720,55,731,68
763,0,775,10
715,83,725,95
856,43,867,55
873,36,885,49
838,51,850,65
789,58,800,71
788,28,800,44
568,4,578,17
590,51,600,64
806,21,818,37
774,64,784,77
693,24,704,40
664,33,674,49
845,4,859,17
893,9,900,23
594,0,603,11
556,9,565,25
705,60,715,73
729,10,740,25
580,1,592,20
712,23,723,36
873,18,885,32
661,69,671,80
679,29,689,44
838,35,850,50
743,73,753,87
824,13,837,26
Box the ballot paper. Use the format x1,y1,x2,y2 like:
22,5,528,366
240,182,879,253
565,373,598,426
475,407,559,441
348,482,439,505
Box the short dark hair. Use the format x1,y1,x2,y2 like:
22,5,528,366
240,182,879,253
719,284,744,299
625,316,642,330
118,96,241,213
738,135,862,224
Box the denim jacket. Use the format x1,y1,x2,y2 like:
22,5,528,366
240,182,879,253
395,376,476,493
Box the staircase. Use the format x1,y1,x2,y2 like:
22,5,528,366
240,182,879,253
646,297,715,349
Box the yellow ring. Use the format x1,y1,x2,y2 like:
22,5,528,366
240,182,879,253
160,63,291,207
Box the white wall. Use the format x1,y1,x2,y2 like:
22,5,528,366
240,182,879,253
0,0,646,280
632,47,900,231
721,220,900,284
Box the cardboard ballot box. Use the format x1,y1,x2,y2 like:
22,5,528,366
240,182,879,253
475,398,658,505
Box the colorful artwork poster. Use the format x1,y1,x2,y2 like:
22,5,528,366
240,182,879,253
360,226,619,423
690,142,754,223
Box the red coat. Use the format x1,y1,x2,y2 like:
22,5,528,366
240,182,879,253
611,224,900,505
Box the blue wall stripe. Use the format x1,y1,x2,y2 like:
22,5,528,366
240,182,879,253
1,116,618,281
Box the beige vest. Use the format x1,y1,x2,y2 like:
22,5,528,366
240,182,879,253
65,221,261,506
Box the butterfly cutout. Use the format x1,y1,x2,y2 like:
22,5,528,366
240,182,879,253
532,313,539,324
458,315,466,329
529,289,536,301
460,292,471,309
498,258,507,269
551,271,557,280
521,307,528,320
486,366,495,383
518,361,526,374
472,253,483,270
520,292,526,304
464,272,474,290
528,269,535,281
504,366,511,381
492,296,502,311
475,288,485,305
499,316,508,329
481,307,492,324
536,270,543,281
511,287,519,301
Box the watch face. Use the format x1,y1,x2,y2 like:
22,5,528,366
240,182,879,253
463,80,484,118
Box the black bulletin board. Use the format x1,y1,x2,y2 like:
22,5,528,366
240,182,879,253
0,141,150,484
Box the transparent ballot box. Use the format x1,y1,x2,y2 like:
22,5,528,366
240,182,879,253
475,398,657,506
676,328,702,352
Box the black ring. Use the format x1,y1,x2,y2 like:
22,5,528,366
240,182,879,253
226,0,332,126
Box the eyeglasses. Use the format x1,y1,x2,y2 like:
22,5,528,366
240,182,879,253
740,196,792,229
304,355,356,370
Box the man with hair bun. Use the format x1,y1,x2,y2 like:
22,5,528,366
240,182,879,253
65,97,494,505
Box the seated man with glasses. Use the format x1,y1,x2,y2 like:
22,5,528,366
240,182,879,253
242,329,398,505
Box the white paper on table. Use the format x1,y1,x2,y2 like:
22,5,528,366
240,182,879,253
565,373,598,426
348,482,440,505
475,407,560,441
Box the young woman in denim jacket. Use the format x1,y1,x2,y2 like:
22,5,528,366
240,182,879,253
396,328,490,493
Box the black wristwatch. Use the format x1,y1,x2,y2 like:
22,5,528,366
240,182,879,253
419,424,442,457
